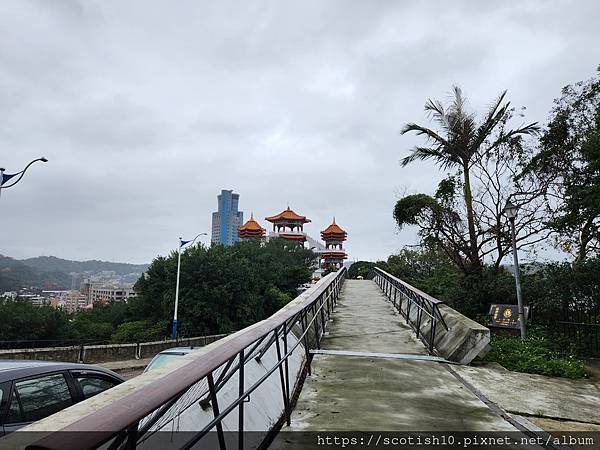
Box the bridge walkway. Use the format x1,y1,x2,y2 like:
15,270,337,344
273,279,518,446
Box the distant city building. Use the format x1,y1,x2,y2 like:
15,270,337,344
211,189,244,246
18,294,47,307
55,291,88,313
320,218,348,270
89,285,136,304
265,206,311,246
238,213,266,240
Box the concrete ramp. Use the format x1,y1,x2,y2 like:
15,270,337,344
273,280,522,447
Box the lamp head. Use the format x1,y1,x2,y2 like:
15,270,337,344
503,200,519,220
40,157,48,162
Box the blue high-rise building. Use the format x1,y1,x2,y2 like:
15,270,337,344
211,189,244,246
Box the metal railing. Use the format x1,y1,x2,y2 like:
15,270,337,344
26,268,346,450
368,267,448,354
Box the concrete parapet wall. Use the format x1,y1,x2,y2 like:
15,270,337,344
432,304,490,364
0,334,227,364
394,288,489,364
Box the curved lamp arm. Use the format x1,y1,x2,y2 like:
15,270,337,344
179,232,208,249
1,157,48,189
189,232,208,246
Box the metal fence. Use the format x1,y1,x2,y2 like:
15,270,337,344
368,267,447,354
26,268,347,450
557,321,600,355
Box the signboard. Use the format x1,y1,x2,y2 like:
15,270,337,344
489,304,530,329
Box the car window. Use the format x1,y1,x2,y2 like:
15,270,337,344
7,392,22,424
144,353,185,372
8,373,73,424
74,375,118,399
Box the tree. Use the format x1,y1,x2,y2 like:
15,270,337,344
400,86,539,271
347,261,376,279
133,238,317,337
523,68,600,263
0,299,72,342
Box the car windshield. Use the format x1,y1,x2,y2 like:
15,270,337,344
144,353,186,373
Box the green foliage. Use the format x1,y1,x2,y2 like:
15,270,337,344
400,87,540,270
347,261,376,279
524,68,600,261
70,302,128,341
111,320,170,343
377,247,513,318
484,328,587,378
134,238,317,337
393,194,444,228
0,299,72,341
1,239,315,345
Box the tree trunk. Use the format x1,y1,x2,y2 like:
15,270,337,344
573,218,593,266
462,162,481,271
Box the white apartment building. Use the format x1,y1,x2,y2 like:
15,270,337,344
89,285,136,304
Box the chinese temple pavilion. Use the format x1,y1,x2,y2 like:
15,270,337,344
265,206,311,245
320,218,347,269
238,213,266,240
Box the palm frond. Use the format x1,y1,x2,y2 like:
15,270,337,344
488,121,541,153
473,91,509,149
401,123,448,145
400,146,461,169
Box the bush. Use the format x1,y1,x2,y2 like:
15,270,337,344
111,320,170,343
484,327,587,378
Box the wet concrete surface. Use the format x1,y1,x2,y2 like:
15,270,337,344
276,280,517,438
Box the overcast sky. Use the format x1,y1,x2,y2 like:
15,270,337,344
1,0,599,264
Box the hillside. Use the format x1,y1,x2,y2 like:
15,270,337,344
20,256,148,275
0,256,71,291
0,255,149,292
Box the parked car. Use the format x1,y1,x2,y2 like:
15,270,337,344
143,347,200,373
0,360,124,435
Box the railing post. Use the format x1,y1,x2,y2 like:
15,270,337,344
300,309,312,375
274,328,290,427
311,302,321,350
123,422,139,450
282,321,291,426
320,296,327,336
415,298,423,339
207,373,227,450
238,349,244,450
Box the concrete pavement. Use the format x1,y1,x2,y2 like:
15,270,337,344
279,280,518,434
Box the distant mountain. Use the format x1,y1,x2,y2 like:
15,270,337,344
0,255,149,292
0,255,71,291
20,256,148,276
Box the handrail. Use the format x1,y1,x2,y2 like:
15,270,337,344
23,267,347,450
368,267,447,355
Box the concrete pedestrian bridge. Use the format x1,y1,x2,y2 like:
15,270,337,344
4,268,600,450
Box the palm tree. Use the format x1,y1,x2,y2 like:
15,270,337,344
401,86,539,270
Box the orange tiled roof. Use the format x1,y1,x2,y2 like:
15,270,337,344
238,213,265,232
265,206,311,223
321,217,347,238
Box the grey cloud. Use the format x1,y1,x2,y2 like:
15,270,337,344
1,0,599,264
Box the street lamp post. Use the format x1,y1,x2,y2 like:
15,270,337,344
0,157,48,200
172,233,207,340
503,200,527,340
